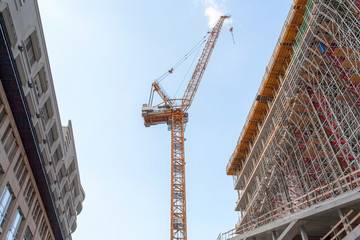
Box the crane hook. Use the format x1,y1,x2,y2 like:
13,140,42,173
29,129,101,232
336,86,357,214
229,27,235,44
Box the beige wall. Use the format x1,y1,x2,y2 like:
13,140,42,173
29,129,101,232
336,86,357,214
0,80,55,240
0,0,85,239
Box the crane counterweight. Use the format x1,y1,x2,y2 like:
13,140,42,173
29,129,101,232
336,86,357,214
142,104,188,128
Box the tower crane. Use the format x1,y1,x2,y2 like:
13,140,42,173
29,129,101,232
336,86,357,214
142,15,230,240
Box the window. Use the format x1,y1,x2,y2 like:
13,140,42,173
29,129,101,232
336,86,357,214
0,166,4,179
6,209,23,240
62,188,67,200
1,5,17,47
3,130,15,154
34,124,42,145
47,128,54,146
65,203,70,218
53,147,63,164
23,30,41,68
25,94,35,119
15,158,25,180
36,210,42,226
18,0,28,7
31,201,42,225
0,98,6,124
1,123,11,143
22,226,32,240
42,100,53,125
0,108,5,124
0,186,13,226
57,166,66,183
15,56,26,86
13,156,28,187
24,36,36,66
33,74,42,97
23,180,35,207
1,124,11,143
47,125,59,147
33,68,48,97
31,200,39,219
1,123,18,161
18,168,28,188
39,217,47,238
7,143,18,161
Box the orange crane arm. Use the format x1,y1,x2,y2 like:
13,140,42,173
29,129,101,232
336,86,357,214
181,15,230,112
152,81,173,107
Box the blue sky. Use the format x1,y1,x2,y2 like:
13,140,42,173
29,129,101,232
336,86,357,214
37,0,292,239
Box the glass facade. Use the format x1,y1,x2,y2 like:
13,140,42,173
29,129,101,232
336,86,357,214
0,186,12,225
6,209,22,240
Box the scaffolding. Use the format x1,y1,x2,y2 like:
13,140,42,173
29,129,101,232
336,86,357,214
224,0,360,238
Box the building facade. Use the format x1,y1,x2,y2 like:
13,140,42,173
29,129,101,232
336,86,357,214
221,0,360,239
0,0,84,240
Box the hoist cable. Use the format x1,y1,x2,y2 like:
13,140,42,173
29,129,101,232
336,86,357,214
155,33,210,83
174,41,204,98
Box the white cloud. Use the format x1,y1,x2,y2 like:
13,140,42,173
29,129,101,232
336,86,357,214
199,0,232,28
204,5,223,28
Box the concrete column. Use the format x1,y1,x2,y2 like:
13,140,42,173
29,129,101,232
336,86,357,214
271,231,278,240
278,220,302,240
300,226,309,240
338,208,353,234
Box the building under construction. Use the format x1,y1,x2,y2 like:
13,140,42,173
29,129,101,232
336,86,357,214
222,0,360,239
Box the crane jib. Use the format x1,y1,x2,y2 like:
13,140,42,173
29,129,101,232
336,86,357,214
182,15,229,112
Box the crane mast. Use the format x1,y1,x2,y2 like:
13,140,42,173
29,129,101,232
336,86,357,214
142,15,229,240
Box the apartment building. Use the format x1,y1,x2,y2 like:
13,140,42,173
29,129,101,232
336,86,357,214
0,0,85,239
